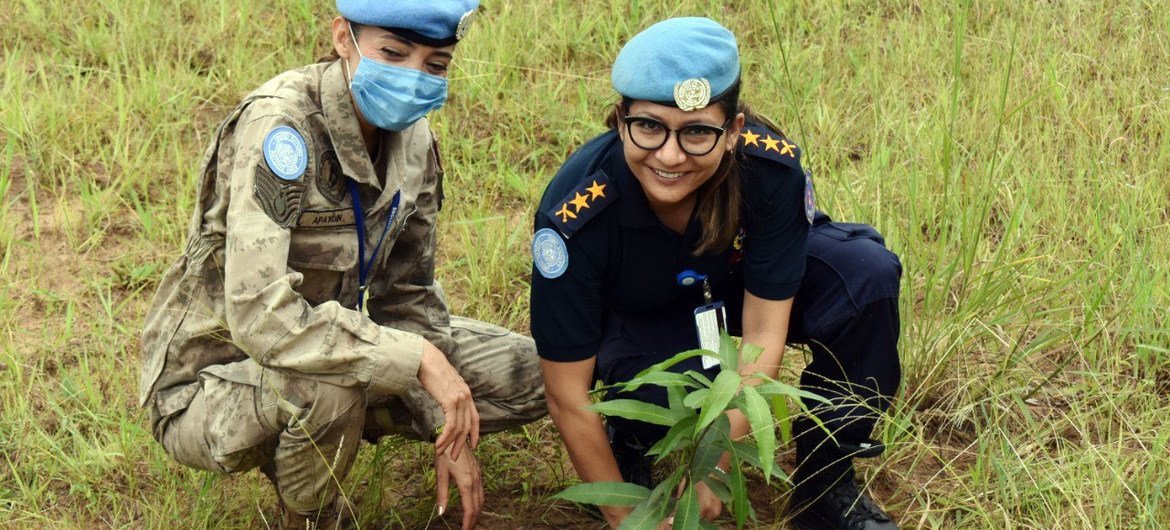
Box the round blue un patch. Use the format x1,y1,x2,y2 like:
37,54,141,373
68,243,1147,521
532,228,569,279
263,126,308,181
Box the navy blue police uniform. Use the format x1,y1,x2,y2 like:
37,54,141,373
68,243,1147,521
529,123,902,499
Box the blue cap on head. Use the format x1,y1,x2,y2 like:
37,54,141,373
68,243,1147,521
336,0,480,47
612,17,740,111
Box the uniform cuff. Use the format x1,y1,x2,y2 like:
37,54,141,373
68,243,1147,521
534,342,599,362
367,327,425,396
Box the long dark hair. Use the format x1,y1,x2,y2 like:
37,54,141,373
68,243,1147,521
605,82,788,255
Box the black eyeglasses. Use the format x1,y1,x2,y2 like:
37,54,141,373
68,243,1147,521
622,115,732,156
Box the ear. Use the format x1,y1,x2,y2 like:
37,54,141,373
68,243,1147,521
331,16,356,60
725,112,746,152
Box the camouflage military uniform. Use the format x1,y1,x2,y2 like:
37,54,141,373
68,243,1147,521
139,60,545,515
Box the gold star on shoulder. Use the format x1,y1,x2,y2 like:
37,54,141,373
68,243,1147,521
741,130,761,147
570,192,590,212
761,135,781,152
586,180,607,200
556,203,577,223
780,139,797,158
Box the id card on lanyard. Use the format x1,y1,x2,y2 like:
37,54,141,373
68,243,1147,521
677,270,725,369
348,178,401,316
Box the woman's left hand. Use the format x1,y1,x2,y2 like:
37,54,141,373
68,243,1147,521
435,444,483,530
694,480,723,521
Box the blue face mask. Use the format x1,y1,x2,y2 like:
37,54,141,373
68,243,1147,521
346,27,449,132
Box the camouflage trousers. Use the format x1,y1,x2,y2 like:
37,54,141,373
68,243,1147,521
158,316,546,514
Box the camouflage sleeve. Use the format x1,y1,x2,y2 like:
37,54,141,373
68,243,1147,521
366,131,455,355
222,108,424,396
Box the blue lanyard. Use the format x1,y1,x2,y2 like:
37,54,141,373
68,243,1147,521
348,178,401,313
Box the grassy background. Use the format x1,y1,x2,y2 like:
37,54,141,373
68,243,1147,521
2,0,1168,527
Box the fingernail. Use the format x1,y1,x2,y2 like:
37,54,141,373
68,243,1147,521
438,505,445,516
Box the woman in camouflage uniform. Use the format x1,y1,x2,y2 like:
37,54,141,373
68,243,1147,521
139,2,544,528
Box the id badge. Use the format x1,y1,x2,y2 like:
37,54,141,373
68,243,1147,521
694,302,727,369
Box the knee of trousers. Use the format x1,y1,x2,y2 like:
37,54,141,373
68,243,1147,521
265,378,366,437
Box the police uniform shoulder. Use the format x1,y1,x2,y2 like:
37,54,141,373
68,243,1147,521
542,136,622,235
738,122,803,172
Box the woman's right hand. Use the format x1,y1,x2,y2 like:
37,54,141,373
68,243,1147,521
417,341,479,459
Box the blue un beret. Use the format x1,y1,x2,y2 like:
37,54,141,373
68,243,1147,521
612,17,740,111
336,0,480,47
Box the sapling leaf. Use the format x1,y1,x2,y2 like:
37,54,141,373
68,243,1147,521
684,370,713,388
647,414,697,459
631,348,708,380
589,399,684,426
683,388,708,409
753,379,830,405
667,383,686,411
619,501,665,530
552,482,651,506
740,385,776,484
730,450,749,529
740,341,764,365
718,331,739,370
699,521,718,530
771,395,793,443
697,370,741,432
730,441,789,482
673,484,701,530
622,370,698,392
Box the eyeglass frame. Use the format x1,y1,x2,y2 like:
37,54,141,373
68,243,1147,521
621,114,734,157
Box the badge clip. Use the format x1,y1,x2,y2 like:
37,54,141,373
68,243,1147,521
677,270,723,369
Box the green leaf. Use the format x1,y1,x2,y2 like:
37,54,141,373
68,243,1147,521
697,370,741,432
552,482,651,507
740,386,777,484
647,415,697,459
740,341,764,365
667,383,686,411
684,370,713,388
771,395,793,443
730,450,749,529
730,441,789,482
631,348,708,380
619,501,665,530
589,399,683,426
718,331,739,370
699,522,718,530
683,388,708,409
673,484,701,530
622,370,699,392
754,380,830,405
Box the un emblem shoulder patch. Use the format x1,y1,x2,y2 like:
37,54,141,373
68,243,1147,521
533,228,569,279
263,126,308,181
804,170,816,225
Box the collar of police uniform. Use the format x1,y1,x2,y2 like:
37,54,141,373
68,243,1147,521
322,59,382,190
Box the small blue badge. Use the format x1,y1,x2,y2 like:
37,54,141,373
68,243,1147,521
532,228,569,279
263,126,308,181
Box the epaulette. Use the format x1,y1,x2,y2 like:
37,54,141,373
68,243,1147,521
738,124,802,172
544,170,617,238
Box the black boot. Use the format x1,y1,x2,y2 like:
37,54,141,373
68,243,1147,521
607,424,653,489
789,477,897,530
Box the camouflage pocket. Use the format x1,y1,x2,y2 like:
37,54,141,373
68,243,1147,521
200,374,272,474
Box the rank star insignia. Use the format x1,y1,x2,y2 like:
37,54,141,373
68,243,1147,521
586,180,607,200
780,139,797,157
570,192,590,212
556,203,577,223
673,78,711,112
741,130,761,147
761,135,781,152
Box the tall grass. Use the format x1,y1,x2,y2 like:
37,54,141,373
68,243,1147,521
1,0,1167,527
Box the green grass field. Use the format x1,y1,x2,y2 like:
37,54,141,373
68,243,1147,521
2,0,1168,527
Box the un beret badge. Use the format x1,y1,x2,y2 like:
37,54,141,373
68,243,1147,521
673,78,711,112
456,9,478,41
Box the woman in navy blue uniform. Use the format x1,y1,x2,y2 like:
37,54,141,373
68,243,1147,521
530,18,901,529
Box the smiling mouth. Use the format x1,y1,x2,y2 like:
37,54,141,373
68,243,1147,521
652,168,684,180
